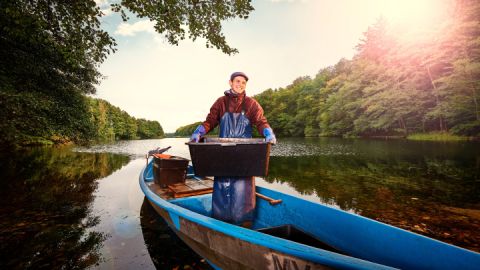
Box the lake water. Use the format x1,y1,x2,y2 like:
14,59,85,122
0,137,479,269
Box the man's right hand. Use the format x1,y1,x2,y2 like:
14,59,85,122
190,125,206,142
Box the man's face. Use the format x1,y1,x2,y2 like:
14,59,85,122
229,76,247,94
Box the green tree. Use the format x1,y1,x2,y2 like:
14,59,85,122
253,0,479,138
88,97,164,141
112,0,253,55
137,118,164,139
175,122,218,137
0,0,254,147
355,17,394,63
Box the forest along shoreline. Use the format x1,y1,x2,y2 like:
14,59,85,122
3,0,479,148
175,2,480,141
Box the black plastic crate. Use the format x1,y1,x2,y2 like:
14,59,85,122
152,155,189,187
187,138,270,177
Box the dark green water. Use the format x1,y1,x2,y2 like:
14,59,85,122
266,138,480,252
0,147,130,269
0,138,479,269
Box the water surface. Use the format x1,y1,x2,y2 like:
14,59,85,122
0,138,478,269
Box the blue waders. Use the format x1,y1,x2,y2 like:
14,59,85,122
212,96,255,225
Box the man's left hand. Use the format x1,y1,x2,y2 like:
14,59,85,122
263,128,277,145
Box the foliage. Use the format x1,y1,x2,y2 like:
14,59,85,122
175,121,218,136
0,89,96,146
112,0,253,55
253,0,480,138
407,132,469,141
174,119,262,137
0,0,253,147
88,97,164,141
136,118,164,139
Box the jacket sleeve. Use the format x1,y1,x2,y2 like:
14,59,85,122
247,98,271,135
202,97,224,134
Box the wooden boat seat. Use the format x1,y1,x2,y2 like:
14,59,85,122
148,177,214,200
168,178,214,198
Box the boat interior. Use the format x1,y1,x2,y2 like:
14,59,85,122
144,160,343,255
143,159,480,270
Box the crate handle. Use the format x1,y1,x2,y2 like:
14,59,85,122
220,143,236,146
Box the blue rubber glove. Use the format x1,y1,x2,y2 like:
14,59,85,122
190,125,206,142
263,128,277,144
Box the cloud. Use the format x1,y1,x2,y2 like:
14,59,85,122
101,8,113,16
95,0,109,7
114,20,156,36
95,0,113,17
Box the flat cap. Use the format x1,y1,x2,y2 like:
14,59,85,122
230,72,249,81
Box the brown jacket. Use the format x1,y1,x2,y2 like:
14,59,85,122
202,90,271,135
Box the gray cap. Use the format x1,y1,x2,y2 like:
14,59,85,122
230,72,249,81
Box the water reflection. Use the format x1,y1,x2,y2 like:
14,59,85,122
0,147,129,269
75,138,192,159
2,138,478,269
140,198,212,270
265,138,480,252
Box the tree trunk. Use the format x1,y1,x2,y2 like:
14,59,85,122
468,82,480,121
426,65,446,131
399,117,408,136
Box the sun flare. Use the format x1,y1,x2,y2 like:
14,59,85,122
373,0,454,30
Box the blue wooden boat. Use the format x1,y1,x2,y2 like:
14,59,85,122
139,160,480,270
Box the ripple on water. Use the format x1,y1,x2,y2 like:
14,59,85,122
74,138,192,159
271,142,356,157
75,138,357,158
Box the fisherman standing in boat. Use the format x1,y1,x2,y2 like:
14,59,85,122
190,72,276,227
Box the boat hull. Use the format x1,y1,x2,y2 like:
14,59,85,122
148,201,336,270
140,162,480,270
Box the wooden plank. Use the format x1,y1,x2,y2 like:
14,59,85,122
149,183,175,200
172,189,213,198
200,179,214,188
167,179,214,198
169,184,193,193
205,180,213,188
169,185,212,195
185,181,212,190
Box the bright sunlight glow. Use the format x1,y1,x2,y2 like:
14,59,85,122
373,0,453,30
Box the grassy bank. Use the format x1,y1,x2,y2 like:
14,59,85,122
407,132,469,141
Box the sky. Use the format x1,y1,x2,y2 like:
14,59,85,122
94,0,451,133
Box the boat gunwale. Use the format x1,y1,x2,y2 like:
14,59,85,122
139,164,397,270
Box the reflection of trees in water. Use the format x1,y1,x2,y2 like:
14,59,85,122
140,198,212,270
0,147,130,269
265,155,480,252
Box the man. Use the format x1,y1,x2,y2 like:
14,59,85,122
190,72,276,227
